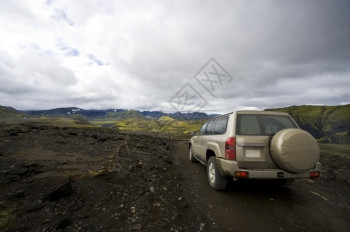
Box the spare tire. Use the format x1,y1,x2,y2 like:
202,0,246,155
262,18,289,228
270,129,320,173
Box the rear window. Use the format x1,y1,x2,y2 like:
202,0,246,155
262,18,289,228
237,115,261,135
236,114,297,136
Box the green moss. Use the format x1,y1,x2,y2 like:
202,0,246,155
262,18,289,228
0,211,15,230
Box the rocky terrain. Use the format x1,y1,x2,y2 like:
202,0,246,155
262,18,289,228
1,122,350,232
0,122,213,231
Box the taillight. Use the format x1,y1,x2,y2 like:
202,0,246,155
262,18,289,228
310,171,320,178
234,171,249,178
225,137,236,160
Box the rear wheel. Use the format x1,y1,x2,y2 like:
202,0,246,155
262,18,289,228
189,146,197,162
207,156,228,191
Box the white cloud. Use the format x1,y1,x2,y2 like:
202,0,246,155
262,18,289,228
0,0,349,113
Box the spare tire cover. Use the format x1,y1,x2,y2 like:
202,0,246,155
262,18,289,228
270,129,320,173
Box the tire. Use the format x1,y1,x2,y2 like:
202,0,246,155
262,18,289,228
270,129,320,173
189,146,197,162
207,156,228,191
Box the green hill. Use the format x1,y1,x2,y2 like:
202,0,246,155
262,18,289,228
266,105,350,144
106,110,144,119
0,105,27,120
91,116,205,134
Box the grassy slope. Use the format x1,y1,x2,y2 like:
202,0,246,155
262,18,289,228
0,106,26,120
106,110,144,119
267,104,350,143
91,116,205,134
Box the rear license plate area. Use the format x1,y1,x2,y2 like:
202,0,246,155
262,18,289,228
245,149,261,158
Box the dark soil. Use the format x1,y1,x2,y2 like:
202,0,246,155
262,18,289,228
1,122,350,232
0,122,214,232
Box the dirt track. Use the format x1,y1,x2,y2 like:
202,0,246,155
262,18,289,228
173,141,350,232
0,123,350,231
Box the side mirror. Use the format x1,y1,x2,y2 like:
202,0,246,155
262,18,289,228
191,131,198,136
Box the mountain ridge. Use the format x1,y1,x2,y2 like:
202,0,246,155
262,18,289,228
2,104,349,144
20,107,217,120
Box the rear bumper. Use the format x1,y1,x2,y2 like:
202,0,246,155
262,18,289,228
216,158,322,179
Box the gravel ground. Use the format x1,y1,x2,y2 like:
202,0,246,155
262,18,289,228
1,122,349,232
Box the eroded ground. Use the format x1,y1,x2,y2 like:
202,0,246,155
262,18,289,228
0,123,213,231
0,122,350,232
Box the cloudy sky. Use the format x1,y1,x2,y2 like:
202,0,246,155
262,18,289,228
1,0,349,114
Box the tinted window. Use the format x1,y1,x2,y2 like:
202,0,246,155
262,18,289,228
205,121,215,135
261,115,297,135
236,114,297,135
237,115,261,135
213,117,228,134
198,122,207,135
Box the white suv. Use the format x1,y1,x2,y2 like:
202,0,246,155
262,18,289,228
189,111,321,190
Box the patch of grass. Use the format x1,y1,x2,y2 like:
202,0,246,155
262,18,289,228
90,117,205,134
319,143,350,152
0,211,15,230
319,143,350,157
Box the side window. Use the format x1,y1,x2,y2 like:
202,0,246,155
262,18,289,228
213,117,228,134
198,122,207,136
237,115,261,135
205,121,214,135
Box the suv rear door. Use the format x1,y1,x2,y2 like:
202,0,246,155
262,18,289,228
235,113,298,169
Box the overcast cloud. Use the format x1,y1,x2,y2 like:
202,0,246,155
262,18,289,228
0,0,349,114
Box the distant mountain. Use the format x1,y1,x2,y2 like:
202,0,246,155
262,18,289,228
21,107,213,120
170,112,211,120
0,105,27,119
22,107,124,119
266,105,350,144
4,104,350,143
